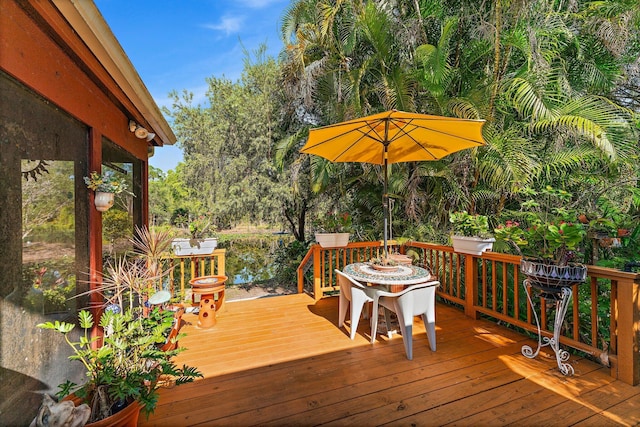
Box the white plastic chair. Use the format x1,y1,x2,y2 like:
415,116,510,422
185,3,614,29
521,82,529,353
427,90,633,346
336,269,377,340
370,280,440,360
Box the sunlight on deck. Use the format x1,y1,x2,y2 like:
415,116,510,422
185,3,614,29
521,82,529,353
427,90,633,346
473,326,518,347
142,294,640,426
499,353,638,425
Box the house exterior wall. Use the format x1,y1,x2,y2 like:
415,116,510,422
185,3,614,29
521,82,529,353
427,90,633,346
0,1,160,424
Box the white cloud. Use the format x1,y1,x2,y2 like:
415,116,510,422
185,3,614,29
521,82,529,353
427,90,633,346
203,15,244,35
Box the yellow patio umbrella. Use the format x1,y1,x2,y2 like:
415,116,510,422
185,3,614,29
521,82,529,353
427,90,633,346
300,110,487,255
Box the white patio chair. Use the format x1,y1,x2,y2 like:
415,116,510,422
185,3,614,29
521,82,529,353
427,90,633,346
370,280,440,360
336,269,377,340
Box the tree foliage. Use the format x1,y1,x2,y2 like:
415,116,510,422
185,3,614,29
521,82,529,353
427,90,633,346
278,0,640,241
157,0,640,247
164,46,293,230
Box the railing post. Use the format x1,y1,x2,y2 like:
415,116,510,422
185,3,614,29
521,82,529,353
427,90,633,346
313,245,322,300
615,277,640,385
215,249,226,277
463,254,479,319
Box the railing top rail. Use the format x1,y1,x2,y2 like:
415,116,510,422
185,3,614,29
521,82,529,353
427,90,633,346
587,265,640,281
405,241,453,252
165,248,227,259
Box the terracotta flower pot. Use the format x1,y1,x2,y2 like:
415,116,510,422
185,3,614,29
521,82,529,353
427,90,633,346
64,394,142,427
617,228,630,237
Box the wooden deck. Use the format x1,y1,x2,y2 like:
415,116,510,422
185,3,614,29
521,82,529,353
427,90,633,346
141,293,640,426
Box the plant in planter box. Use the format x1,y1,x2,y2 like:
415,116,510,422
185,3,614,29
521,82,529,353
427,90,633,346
313,211,353,247
172,214,218,255
449,211,496,255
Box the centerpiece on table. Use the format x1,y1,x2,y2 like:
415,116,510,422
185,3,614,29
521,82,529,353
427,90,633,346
314,211,352,248
83,170,130,212
449,211,496,255
368,255,400,272
33,227,202,426
494,186,587,289
171,214,218,256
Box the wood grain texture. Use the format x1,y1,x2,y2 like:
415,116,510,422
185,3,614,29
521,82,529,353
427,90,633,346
140,294,638,426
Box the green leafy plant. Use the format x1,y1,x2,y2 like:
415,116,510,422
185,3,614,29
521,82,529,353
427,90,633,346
449,211,492,238
83,170,129,194
36,226,200,423
314,211,353,233
587,218,617,237
188,215,215,239
369,256,398,266
37,308,201,422
494,186,587,266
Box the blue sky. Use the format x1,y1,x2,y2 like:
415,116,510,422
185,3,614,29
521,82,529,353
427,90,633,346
94,0,289,172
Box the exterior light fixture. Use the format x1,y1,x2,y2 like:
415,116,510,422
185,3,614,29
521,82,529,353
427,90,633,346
128,119,152,140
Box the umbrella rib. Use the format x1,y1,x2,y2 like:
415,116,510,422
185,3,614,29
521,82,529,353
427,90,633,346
305,120,387,162
390,118,484,158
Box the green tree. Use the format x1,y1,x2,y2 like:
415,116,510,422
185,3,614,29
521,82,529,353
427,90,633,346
164,46,291,230
280,0,640,241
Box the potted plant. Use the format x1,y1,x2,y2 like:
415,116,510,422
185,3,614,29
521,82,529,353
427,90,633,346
449,211,496,255
34,227,202,425
368,255,400,271
585,217,619,249
171,214,218,256
37,308,201,425
314,211,352,248
83,170,130,212
494,186,587,289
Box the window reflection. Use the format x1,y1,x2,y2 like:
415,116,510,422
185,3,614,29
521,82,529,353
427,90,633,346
20,160,76,316
101,163,134,258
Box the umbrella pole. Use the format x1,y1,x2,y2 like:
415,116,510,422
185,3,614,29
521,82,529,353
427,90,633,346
383,148,389,258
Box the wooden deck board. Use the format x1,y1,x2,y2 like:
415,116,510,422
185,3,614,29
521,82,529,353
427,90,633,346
140,293,637,426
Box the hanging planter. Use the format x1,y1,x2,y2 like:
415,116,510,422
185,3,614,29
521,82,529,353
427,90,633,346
94,191,115,212
315,232,350,248
84,170,131,212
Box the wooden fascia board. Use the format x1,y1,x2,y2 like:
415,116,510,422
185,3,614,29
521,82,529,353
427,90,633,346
50,0,175,146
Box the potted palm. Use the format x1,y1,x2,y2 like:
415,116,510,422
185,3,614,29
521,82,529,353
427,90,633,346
314,211,352,248
34,227,202,425
83,170,130,212
449,211,496,255
494,186,587,289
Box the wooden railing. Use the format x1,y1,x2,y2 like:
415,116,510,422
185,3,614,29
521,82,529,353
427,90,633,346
164,249,226,301
299,240,640,385
297,241,402,298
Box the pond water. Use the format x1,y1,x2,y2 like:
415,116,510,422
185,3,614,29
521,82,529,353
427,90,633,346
222,235,290,285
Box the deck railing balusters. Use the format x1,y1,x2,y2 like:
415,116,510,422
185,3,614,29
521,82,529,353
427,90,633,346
298,240,639,385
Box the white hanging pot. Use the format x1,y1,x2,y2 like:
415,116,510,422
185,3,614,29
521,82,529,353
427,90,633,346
94,191,115,212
